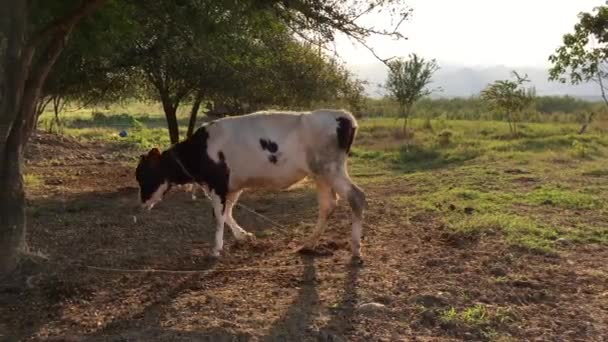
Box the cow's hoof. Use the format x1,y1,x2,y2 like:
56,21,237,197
241,232,256,242
297,243,324,256
350,255,364,267
211,249,222,258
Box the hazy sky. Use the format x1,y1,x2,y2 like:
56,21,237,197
335,0,605,67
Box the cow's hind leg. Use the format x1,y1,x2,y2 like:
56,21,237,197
210,191,227,257
225,191,255,241
302,178,338,250
330,171,367,260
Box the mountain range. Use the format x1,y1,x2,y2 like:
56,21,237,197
349,63,601,100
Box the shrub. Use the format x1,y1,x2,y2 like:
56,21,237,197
422,118,434,131
437,129,454,146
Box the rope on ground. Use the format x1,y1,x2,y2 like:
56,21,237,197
81,261,359,275
227,199,292,236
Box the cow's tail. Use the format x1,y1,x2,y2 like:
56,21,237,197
336,116,357,154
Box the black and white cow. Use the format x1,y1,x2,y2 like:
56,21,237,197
135,109,367,259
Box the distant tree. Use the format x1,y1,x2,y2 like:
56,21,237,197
481,71,536,137
384,54,439,137
549,5,608,133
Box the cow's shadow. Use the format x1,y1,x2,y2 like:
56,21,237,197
263,256,361,341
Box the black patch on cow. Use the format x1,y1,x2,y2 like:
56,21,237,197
135,157,166,204
135,125,230,211
336,117,356,153
268,155,278,164
259,138,278,153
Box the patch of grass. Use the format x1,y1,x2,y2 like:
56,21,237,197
582,168,608,177
524,185,601,209
350,148,389,160
24,174,43,188
512,135,574,152
254,230,275,238
562,224,608,245
405,186,516,214
65,126,176,150
452,213,558,253
394,143,482,172
439,304,490,327
461,304,490,326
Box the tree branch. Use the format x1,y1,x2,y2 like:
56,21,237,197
26,0,107,50
18,0,107,139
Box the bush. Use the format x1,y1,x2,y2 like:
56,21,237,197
437,129,454,146
422,118,434,131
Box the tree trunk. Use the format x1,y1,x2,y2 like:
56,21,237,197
187,92,203,138
402,105,411,136
34,96,52,130
507,113,514,137
1,0,106,277
52,95,63,125
0,130,26,276
161,99,180,144
578,112,596,135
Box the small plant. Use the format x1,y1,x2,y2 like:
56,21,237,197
383,53,440,137
572,140,588,158
436,116,447,130
439,304,490,327
461,304,488,326
439,307,459,324
422,118,434,131
437,129,454,146
24,174,43,188
91,111,107,121
481,71,535,137
41,116,65,134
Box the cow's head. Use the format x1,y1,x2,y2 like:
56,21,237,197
135,147,170,210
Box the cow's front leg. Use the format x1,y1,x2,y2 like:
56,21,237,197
210,192,226,257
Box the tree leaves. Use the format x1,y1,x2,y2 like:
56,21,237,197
384,53,439,113
549,5,608,106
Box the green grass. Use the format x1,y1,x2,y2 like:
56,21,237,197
452,213,559,253
448,304,489,326
524,185,601,209
582,168,608,177
24,174,43,188
365,118,608,253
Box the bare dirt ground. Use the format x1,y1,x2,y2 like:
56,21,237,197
1,132,607,341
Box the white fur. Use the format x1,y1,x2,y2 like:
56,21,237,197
205,109,354,191
199,109,366,258
143,182,169,211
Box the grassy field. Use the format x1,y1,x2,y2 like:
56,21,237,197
3,104,607,341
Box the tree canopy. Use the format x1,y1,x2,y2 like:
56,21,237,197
549,5,608,106
31,0,399,143
384,53,439,135
481,71,535,136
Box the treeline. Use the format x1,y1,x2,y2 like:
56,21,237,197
361,96,606,123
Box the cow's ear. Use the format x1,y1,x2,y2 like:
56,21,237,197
139,154,146,161
149,148,161,157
